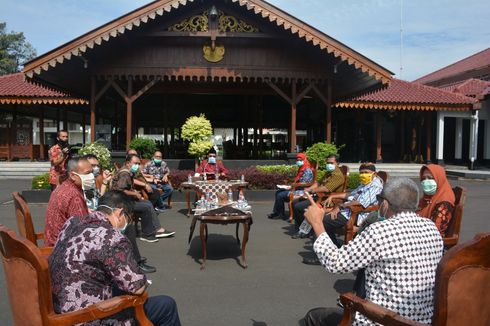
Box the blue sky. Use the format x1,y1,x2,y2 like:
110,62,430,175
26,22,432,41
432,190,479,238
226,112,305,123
1,0,489,80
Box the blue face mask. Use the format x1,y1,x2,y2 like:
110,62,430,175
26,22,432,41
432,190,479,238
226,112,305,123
296,160,304,167
153,159,162,165
208,157,216,164
325,163,335,172
421,179,437,195
130,164,140,174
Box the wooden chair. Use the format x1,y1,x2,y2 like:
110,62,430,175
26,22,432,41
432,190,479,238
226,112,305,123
12,192,47,248
0,225,153,326
343,171,388,244
443,186,466,249
139,158,173,208
338,232,490,325
339,165,350,192
287,161,318,223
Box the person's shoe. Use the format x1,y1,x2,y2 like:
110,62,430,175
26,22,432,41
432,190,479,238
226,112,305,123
291,232,308,239
139,235,159,243
336,296,344,309
302,257,321,265
138,262,156,273
155,229,176,238
154,207,166,213
267,213,278,219
139,256,147,264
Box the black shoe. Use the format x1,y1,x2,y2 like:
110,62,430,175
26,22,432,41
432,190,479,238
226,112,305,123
291,232,308,239
302,257,321,265
138,262,156,273
336,296,344,309
139,257,147,264
267,213,278,219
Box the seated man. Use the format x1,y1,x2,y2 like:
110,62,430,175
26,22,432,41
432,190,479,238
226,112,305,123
49,190,181,326
197,147,229,180
44,157,90,246
112,154,175,242
291,154,345,237
303,178,443,326
143,150,173,211
303,163,383,265
83,154,156,273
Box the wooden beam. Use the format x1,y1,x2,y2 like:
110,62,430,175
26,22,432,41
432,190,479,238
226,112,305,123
56,108,61,132
39,107,45,160
126,77,133,150
294,83,314,105
94,79,112,103
81,111,86,145
131,78,159,102
326,81,332,143
90,76,96,142
400,111,405,161
110,80,130,102
62,107,68,131
376,112,383,162
426,111,432,163
265,80,293,105
311,83,328,106
290,82,297,153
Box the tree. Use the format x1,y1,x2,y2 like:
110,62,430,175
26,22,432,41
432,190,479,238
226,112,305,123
181,114,213,159
0,22,37,75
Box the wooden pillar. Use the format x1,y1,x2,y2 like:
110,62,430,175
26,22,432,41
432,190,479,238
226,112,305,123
258,97,263,157
290,81,297,152
90,77,96,142
399,111,405,161
233,128,237,145
39,107,45,160
426,111,432,163
56,108,61,132
326,80,332,143
238,127,242,147
81,111,86,145
62,107,68,131
125,77,133,150
376,111,383,162
113,101,119,149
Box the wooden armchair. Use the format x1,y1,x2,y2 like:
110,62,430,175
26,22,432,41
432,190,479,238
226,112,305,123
338,232,490,325
287,161,318,223
443,186,466,249
12,192,52,256
0,225,153,326
343,171,388,244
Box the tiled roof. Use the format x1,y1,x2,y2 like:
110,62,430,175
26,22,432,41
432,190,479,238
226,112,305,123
0,73,87,105
414,48,490,85
440,78,490,98
336,79,476,111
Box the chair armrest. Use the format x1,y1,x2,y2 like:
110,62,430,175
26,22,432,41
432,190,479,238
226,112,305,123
339,292,427,326
49,292,152,325
344,205,379,244
35,232,45,241
40,246,53,258
443,235,459,248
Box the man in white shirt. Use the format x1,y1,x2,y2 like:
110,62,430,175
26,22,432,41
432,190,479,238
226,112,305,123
303,177,443,325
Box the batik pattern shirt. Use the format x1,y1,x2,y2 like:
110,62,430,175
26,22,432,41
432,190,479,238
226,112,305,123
44,179,89,246
293,167,314,195
314,211,443,325
49,211,147,326
48,144,67,185
341,176,383,225
143,160,170,180
320,167,345,193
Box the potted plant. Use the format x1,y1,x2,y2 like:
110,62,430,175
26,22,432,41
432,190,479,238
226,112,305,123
181,114,213,170
78,142,112,170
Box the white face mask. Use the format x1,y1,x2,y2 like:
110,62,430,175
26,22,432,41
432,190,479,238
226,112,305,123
98,205,128,232
74,172,95,190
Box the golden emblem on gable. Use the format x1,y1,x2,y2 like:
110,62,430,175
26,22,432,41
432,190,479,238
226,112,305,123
168,10,259,33
203,45,225,63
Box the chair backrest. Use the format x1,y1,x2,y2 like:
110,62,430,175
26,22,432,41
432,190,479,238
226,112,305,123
376,171,388,184
432,233,490,326
12,192,39,245
0,225,54,325
339,165,350,191
444,186,466,242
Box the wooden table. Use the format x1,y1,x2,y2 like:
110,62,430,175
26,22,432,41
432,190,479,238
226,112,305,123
188,206,253,269
180,180,248,217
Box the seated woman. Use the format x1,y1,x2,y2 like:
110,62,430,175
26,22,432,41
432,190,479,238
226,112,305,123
417,164,455,237
267,153,313,219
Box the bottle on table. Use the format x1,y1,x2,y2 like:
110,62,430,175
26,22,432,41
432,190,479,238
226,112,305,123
188,174,192,183
228,188,233,202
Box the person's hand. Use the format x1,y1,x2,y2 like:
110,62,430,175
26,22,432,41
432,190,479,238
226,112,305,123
325,196,333,207
145,184,153,193
62,147,70,154
136,193,143,201
103,170,112,182
330,206,340,220
304,192,325,229
162,175,168,183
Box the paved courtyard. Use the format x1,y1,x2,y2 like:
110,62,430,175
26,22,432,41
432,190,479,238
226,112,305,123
0,178,489,325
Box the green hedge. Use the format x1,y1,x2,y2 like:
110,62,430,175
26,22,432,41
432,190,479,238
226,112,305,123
347,172,360,190
32,173,50,189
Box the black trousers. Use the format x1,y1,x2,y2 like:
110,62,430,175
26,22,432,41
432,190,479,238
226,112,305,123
323,212,348,248
292,198,310,229
304,307,343,326
133,200,161,237
123,223,142,263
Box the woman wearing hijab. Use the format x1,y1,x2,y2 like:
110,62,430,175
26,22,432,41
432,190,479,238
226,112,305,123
267,153,313,219
418,164,456,237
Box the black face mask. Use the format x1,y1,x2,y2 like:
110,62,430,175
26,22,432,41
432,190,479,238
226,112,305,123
57,138,68,148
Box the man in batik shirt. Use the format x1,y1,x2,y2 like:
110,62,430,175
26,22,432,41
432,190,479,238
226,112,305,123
48,130,70,190
49,190,181,326
143,150,173,210
303,178,443,326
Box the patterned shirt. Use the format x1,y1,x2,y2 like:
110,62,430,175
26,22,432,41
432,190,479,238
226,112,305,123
314,211,443,325
49,211,147,326
44,179,89,246
293,167,314,195
48,144,68,185
143,160,170,180
428,201,454,237
320,167,345,193
197,160,229,179
342,176,383,225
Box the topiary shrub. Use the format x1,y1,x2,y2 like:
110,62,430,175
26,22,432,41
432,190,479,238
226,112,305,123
305,142,344,168
347,172,360,190
181,114,213,159
32,173,50,189
129,137,157,159
78,142,112,170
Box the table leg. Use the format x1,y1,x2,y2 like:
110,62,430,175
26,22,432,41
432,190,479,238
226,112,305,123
200,222,207,270
188,216,197,244
235,223,241,245
240,221,250,268
186,190,191,217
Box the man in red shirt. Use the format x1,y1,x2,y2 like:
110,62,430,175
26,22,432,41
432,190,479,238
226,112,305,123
44,157,91,246
48,130,70,190
196,147,229,180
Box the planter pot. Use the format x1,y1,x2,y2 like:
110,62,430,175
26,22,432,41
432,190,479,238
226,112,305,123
21,189,51,203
